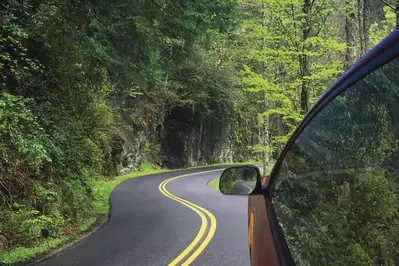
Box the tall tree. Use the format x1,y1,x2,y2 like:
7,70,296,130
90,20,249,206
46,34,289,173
237,0,345,161
380,0,399,27
346,0,357,69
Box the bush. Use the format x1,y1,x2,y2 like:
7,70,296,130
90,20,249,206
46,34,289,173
0,206,66,249
0,91,112,251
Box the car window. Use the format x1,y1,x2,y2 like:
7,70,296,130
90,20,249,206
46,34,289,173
271,57,399,266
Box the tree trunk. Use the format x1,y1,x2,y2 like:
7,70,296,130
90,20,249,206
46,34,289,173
300,80,309,113
263,95,270,175
358,0,365,55
345,0,357,69
358,0,371,54
261,3,271,170
198,119,203,162
300,0,311,114
362,0,370,52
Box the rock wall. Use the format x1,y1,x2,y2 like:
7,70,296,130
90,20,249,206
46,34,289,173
214,120,233,162
119,128,146,174
181,112,234,167
114,104,249,173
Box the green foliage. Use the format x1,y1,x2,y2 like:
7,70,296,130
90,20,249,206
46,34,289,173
59,179,93,223
0,237,68,264
0,19,42,90
0,206,65,248
0,0,396,263
21,211,65,241
234,0,345,161
0,93,48,171
369,6,396,46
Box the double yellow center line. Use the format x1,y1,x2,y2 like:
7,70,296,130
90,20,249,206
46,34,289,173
158,169,223,266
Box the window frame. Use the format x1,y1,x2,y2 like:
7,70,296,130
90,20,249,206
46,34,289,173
265,29,399,266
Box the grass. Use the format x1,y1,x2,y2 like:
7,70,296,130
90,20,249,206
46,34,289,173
0,238,69,264
90,161,166,216
0,160,264,265
208,177,220,191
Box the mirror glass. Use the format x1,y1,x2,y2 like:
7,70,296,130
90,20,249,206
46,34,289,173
219,166,258,195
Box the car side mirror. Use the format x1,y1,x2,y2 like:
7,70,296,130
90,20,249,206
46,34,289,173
219,165,261,195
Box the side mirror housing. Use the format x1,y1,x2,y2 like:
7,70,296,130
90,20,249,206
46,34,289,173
219,165,261,195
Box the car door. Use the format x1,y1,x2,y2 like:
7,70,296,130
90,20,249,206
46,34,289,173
220,29,399,266
264,29,399,266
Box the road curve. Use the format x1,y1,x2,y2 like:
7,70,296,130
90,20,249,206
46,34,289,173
34,166,250,266
231,181,255,194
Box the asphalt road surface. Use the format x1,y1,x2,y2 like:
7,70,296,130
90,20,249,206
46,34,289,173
35,166,250,266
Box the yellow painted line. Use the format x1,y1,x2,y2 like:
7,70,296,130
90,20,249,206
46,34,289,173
159,179,207,265
182,202,217,266
158,169,222,266
248,211,255,266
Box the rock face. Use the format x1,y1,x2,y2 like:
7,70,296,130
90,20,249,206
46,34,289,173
183,117,233,166
114,105,249,173
215,120,234,162
119,128,145,174
160,106,235,169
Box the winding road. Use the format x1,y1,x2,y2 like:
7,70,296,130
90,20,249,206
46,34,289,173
35,166,250,266
231,181,255,195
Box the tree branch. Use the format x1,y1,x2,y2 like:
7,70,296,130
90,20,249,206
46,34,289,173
315,11,332,36
380,0,396,11
310,0,317,11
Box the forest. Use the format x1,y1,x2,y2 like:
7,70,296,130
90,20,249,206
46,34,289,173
1,0,398,264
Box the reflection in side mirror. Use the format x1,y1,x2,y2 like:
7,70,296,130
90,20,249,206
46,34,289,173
219,166,260,195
